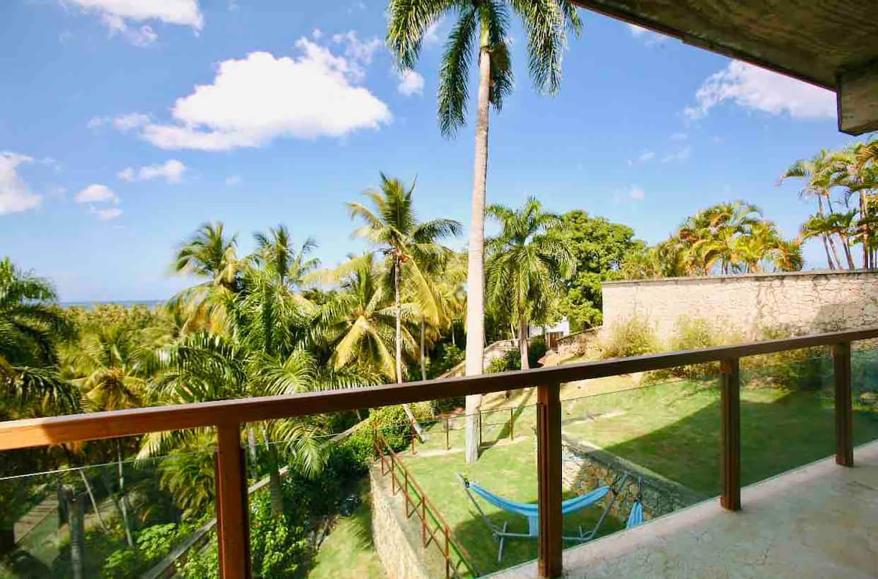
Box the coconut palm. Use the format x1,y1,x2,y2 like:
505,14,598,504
387,0,582,463
780,151,846,269
73,323,146,546
0,257,76,412
147,263,327,517
172,222,243,333
252,224,320,290
486,198,574,375
828,143,878,268
348,174,461,441
323,254,402,380
348,174,460,386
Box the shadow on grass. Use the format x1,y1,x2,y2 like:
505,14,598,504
597,387,878,498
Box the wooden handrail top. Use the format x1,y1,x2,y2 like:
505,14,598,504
1,326,876,452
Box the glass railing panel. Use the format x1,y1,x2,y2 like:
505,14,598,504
559,366,720,552
0,434,217,579
740,349,835,487
852,340,878,450
354,399,538,576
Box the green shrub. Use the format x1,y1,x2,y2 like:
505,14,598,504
102,548,141,578
428,343,464,378
663,317,744,379
178,491,311,579
340,404,431,470
742,326,829,390
599,317,659,359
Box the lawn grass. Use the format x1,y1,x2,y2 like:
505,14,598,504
309,480,385,579
398,350,878,575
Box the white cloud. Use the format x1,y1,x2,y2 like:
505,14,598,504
627,150,655,166
661,145,691,163
225,175,242,186
628,185,646,201
137,38,392,151
118,159,186,183
0,152,42,215
331,31,383,81
396,69,424,96
685,60,836,121
75,183,118,204
627,23,667,46
670,132,687,141
423,18,444,46
91,206,123,221
69,0,202,45
88,112,151,132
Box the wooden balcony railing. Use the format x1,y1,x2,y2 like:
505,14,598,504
1,327,876,578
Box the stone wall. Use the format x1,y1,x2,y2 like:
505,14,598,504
562,437,704,521
602,271,878,339
541,330,600,365
440,339,518,378
369,465,431,579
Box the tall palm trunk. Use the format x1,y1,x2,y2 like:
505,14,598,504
64,486,85,579
816,197,836,269
860,191,871,269
395,258,425,440
840,234,856,268
116,441,134,547
419,319,427,381
78,470,108,532
518,317,530,371
465,31,491,464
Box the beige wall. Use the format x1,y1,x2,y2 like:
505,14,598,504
602,271,878,339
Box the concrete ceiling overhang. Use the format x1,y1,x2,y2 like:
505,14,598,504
571,0,878,135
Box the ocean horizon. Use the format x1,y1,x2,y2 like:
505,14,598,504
61,299,166,309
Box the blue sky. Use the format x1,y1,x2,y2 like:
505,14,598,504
0,0,864,301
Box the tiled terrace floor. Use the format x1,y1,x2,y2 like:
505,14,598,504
493,440,878,578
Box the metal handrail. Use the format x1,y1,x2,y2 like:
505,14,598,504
373,432,478,578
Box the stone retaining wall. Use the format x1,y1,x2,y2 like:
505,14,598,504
562,437,704,521
369,465,431,579
602,270,878,339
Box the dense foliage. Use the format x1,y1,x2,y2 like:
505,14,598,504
0,138,875,575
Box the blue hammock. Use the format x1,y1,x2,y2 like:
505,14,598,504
458,473,635,563
627,499,644,528
467,481,611,535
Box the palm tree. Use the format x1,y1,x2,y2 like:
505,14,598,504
349,175,460,383
252,224,320,290
781,151,844,269
486,198,574,375
0,257,76,412
147,262,327,517
387,0,582,464
829,142,878,268
175,222,240,287
324,254,405,380
173,222,242,332
73,323,146,546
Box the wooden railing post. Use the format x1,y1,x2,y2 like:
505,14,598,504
537,382,562,578
216,422,250,579
509,408,515,441
834,342,854,467
720,359,741,511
